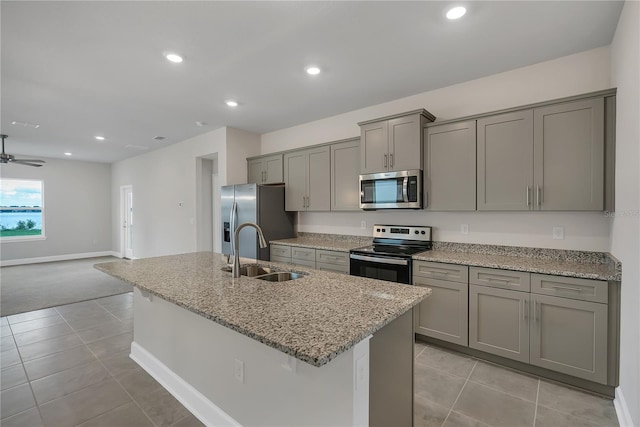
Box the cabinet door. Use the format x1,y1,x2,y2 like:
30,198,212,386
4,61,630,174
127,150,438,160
469,285,530,363
283,151,307,211
533,98,604,211
477,110,534,211
388,114,422,171
247,158,265,184
330,139,360,211
425,121,476,211
264,154,284,184
307,146,330,211
414,277,468,346
530,294,607,384
360,121,389,174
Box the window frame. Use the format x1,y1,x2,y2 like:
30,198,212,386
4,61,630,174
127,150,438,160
0,178,46,242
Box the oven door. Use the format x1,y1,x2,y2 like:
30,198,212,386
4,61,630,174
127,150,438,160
349,253,412,284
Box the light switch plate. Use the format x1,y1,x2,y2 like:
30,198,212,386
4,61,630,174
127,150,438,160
461,224,469,235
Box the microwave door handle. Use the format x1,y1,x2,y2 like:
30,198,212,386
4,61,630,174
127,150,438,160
402,177,409,202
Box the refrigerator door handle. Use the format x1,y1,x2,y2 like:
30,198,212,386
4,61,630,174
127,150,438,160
230,201,238,257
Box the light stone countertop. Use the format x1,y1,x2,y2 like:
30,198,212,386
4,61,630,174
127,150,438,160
95,252,430,367
271,233,371,252
412,250,620,281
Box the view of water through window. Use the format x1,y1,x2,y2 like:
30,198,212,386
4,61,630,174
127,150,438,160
0,178,44,238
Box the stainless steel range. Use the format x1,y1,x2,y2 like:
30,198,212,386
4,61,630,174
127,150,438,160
350,225,432,285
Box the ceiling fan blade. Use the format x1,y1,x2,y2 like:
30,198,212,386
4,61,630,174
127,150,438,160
10,160,44,167
11,158,46,163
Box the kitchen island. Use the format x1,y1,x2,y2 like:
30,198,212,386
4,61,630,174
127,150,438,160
96,252,430,427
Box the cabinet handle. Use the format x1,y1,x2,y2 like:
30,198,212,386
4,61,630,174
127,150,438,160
263,171,267,182
306,196,310,208
383,154,388,168
526,186,531,206
521,299,525,321
536,186,541,206
524,299,529,320
551,284,584,293
389,153,394,168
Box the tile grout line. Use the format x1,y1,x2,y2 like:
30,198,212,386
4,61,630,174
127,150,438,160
533,379,540,427
464,376,539,405
440,359,478,427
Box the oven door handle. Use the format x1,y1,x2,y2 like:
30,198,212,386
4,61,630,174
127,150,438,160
350,254,409,266
402,177,409,202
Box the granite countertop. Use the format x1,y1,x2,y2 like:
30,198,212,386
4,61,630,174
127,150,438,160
413,248,620,281
95,252,430,367
271,233,621,281
271,233,371,252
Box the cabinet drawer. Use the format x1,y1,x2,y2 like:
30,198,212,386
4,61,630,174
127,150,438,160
531,274,608,304
413,261,468,283
270,245,291,258
470,267,531,291
291,247,315,261
291,258,316,268
316,262,349,274
270,255,292,265
316,250,349,266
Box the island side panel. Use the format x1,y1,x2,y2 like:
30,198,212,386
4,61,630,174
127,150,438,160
369,309,414,427
131,288,369,427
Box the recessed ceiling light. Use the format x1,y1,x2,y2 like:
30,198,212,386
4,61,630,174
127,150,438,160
225,100,239,107
11,121,40,129
446,6,466,20
164,52,183,63
64,152,72,156
305,66,321,75
95,136,105,141
195,121,207,127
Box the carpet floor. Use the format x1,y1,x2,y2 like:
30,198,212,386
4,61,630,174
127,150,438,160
0,257,132,316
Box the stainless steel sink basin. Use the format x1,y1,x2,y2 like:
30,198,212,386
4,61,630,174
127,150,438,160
221,264,305,281
254,272,305,282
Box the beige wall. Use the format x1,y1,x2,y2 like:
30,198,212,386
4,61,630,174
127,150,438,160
610,1,640,425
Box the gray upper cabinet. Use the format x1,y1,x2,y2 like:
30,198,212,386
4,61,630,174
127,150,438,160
533,98,604,211
477,96,606,211
477,110,534,211
330,139,360,211
424,121,476,210
359,110,435,174
247,154,283,184
283,146,330,211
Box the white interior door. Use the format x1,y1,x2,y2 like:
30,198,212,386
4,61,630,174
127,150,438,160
121,185,134,259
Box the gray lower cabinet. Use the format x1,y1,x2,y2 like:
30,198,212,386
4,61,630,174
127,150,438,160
469,284,530,363
330,139,360,211
284,146,330,211
530,290,608,384
316,249,349,274
270,244,292,264
270,244,349,274
247,154,283,184
424,121,476,211
291,247,316,268
413,261,469,346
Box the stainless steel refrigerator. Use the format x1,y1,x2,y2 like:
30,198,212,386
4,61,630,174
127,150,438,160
221,184,295,261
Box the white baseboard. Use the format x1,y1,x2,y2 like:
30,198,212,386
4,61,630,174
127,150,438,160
0,251,122,267
614,388,635,427
130,342,241,427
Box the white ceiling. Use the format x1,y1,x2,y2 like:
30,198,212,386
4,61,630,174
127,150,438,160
1,1,623,163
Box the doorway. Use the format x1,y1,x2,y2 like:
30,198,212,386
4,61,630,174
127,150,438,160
120,185,133,259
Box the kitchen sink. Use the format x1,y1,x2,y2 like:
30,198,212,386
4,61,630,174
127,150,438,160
254,272,305,282
221,264,305,281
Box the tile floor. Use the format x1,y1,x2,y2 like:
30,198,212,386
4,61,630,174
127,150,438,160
413,340,620,427
1,294,619,427
1,293,203,427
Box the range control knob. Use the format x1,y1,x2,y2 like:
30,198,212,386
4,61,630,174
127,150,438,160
376,228,381,232
421,230,426,235
382,228,386,232
415,230,419,234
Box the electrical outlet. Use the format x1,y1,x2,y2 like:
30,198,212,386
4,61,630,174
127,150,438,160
461,224,469,235
360,220,367,229
552,227,564,240
234,359,244,383
281,355,297,373
355,355,368,391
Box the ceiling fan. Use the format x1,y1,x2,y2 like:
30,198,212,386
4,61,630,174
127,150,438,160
0,134,46,167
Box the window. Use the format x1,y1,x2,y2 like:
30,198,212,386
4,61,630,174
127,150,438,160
0,178,45,240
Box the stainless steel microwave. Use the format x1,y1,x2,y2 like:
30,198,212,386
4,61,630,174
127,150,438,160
359,170,422,210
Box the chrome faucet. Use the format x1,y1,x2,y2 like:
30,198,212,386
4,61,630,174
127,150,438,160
232,222,267,278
